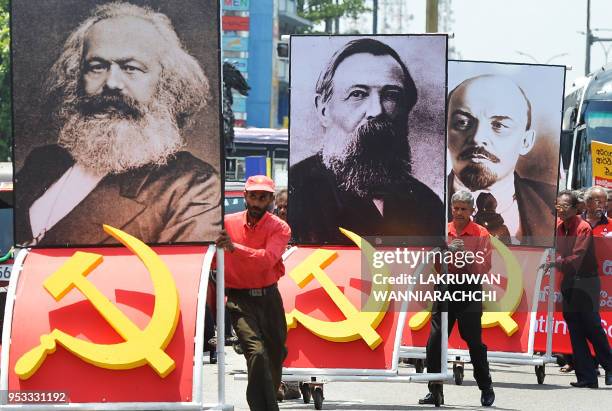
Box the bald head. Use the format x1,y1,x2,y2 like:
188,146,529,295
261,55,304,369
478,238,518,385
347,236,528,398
449,75,532,131
447,74,536,191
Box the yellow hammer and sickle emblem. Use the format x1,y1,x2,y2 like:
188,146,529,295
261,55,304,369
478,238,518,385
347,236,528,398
15,225,180,380
409,235,523,336
285,228,391,350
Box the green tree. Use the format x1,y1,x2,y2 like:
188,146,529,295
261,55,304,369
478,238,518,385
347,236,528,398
0,0,10,161
297,0,369,34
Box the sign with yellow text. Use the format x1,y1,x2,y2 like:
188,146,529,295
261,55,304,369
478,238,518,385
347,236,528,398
592,140,612,188
7,230,206,403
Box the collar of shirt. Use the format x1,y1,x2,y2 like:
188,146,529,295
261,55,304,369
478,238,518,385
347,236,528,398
448,219,480,237
242,209,270,229
557,214,581,235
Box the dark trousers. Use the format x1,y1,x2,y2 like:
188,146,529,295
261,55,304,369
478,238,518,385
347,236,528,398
227,286,287,411
426,300,492,391
562,276,612,384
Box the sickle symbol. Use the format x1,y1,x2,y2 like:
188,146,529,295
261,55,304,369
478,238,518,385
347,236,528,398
480,235,522,335
15,225,180,380
408,235,523,336
285,228,391,350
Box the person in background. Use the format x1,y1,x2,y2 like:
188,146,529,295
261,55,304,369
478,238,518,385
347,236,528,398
575,189,586,216
545,190,612,388
216,175,291,411
274,188,288,222
270,186,301,401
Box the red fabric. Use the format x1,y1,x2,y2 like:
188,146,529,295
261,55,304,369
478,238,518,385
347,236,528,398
446,220,492,275
223,211,291,289
555,215,597,277
591,215,612,237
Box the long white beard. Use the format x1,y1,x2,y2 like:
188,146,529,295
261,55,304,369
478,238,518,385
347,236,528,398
58,105,183,175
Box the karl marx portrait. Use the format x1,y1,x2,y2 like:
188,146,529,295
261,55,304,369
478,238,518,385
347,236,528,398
13,1,221,246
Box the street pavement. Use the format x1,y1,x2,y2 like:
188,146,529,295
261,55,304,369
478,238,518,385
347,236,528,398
203,349,611,410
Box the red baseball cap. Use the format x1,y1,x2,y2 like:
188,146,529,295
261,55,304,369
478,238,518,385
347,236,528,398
244,175,275,193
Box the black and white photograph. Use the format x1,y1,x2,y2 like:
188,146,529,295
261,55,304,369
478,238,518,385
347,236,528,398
12,0,222,247
446,60,565,247
289,35,448,245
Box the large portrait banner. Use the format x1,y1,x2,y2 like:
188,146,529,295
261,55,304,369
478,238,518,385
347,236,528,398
288,35,448,246
446,61,565,247
12,0,222,247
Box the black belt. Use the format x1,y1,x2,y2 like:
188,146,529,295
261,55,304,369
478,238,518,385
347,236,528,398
227,283,278,297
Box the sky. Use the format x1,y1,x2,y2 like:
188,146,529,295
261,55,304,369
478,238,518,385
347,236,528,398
342,0,612,91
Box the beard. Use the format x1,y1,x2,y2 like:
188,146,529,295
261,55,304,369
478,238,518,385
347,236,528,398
458,163,498,191
321,117,412,199
57,89,183,175
456,146,501,191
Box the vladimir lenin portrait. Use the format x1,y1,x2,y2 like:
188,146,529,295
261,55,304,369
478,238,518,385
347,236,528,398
446,61,565,247
12,0,222,247
289,35,447,245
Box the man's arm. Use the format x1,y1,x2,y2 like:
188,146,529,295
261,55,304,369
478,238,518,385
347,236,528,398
555,224,592,276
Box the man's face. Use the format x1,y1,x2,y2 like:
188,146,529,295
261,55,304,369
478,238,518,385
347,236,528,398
321,53,406,135
82,17,163,106
244,191,274,221
448,76,535,191
585,190,607,219
57,16,183,175
275,195,288,222
316,52,412,197
451,201,474,225
555,194,578,222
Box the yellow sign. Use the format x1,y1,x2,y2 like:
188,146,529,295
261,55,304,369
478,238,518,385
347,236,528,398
15,225,180,380
285,228,391,350
409,235,522,336
591,140,612,189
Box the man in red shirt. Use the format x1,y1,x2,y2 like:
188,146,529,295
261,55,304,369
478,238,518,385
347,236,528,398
546,190,612,388
216,175,291,411
420,190,495,407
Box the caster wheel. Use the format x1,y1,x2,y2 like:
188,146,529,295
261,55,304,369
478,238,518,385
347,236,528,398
535,365,545,384
313,387,324,410
415,359,424,373
299,382,311,404
453,364,464,385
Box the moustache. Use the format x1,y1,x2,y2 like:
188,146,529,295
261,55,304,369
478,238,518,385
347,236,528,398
247,205,263,213
356,117,396,140
459,146,500,164
77,92,143,119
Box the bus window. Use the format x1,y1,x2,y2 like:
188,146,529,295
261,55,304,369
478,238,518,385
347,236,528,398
0,163,13,256
585,101,612,144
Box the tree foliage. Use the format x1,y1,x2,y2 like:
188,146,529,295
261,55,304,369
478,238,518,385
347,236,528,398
0,0,10,161
297,0,369,33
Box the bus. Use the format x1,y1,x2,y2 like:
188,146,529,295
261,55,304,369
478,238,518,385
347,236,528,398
225,127,288,187
562,64,612,189
0,162,13,281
